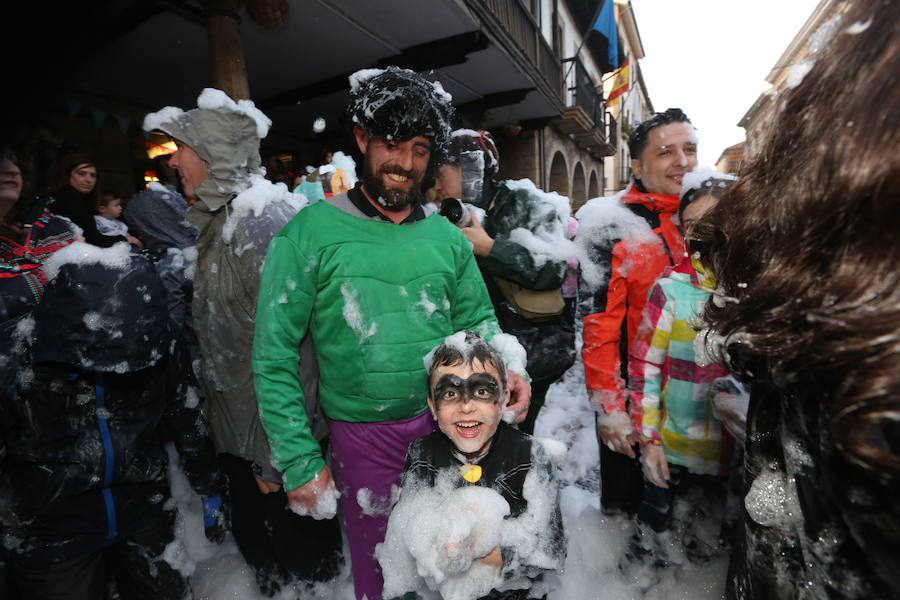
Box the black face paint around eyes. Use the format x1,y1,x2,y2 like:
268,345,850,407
432,372,501,405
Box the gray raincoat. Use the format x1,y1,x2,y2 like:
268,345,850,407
143,96,325,472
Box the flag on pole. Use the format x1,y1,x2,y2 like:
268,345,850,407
606,59,630,106
591,0,619,69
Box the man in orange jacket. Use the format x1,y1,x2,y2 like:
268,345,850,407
578,108,697,515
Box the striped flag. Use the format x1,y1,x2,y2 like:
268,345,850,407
606,59,630,106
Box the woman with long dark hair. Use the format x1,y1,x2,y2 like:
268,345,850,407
697,0,900,597
50,152,127,247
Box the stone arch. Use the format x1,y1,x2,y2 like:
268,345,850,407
572,162,586,211
548,151,568,198
588,169,600,199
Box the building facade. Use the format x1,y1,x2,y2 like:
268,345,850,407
739,0,847,160
16,0,654,214
598,0,653,196
715,142,744,175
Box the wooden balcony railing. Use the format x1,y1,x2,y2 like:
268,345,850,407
563,55,605,131
607,113,617,151
472,0,562,104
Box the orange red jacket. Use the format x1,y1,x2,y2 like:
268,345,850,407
579,184,686,415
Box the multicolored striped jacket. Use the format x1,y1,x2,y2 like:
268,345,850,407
0,197,74,323
628,255,734,476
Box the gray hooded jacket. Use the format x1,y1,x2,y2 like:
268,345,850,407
144,91,326,472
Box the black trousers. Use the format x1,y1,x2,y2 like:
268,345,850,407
627,465,731,566
518,377,554,436
219,452,343,596
6,512,187,600
597,419,644,516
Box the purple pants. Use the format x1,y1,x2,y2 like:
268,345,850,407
329,410,437,600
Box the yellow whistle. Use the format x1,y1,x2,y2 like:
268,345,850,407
460,464,482,483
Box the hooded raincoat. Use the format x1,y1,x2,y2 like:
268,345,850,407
123,182,198,335
476,179,574,384
143,93,312,468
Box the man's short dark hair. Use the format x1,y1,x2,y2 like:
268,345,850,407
628,108,692,159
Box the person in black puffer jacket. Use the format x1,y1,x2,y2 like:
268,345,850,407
0,250,227,599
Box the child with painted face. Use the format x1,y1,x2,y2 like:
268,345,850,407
377,331,566,600
428,335,507,462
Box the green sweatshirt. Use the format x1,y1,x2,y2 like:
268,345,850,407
252,201,500,490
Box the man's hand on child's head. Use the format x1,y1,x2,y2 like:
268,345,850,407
504,371,531,424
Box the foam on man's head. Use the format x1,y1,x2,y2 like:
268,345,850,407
347,66,455,166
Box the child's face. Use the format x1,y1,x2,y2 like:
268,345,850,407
99,197,122,220
427,359,507,458
681,193,718,237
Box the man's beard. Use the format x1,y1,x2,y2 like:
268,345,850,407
362,159,424,210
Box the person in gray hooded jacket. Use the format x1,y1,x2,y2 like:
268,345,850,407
143,88,342,594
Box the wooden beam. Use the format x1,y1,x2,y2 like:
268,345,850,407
258,31,489,109
456,88,534,115
205,0,250,100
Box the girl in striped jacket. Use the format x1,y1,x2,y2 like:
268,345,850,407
622,174,738,571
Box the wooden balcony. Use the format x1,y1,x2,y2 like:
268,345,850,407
466,0,564,111
554,56,615,156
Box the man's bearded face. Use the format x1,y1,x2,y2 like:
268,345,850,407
360,136,431,210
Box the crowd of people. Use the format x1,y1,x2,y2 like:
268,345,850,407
0,0,897,598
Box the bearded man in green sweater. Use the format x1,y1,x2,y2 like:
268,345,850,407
252,67,531,600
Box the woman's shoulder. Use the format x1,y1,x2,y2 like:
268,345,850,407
39,200,78,239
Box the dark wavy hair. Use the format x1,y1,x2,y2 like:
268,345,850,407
700,0,900,476
679,176,735,258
